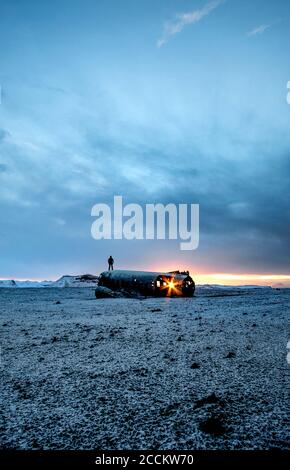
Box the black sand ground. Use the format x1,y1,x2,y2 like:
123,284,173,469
0,287,289,449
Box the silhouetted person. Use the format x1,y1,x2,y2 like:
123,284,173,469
108,256,114,271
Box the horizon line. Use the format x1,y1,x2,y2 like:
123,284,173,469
1,272,290,287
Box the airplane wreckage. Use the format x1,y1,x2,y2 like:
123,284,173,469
95,270,195,298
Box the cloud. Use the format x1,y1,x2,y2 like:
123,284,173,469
1,49,290,278
0,128,9,142
157,0,225,47
0,163,8,173
247,24,271,37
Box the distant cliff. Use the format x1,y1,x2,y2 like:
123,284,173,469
0,274,99,288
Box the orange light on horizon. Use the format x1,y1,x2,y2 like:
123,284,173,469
209,273,290,281
193,273,290,286
148,262,290,286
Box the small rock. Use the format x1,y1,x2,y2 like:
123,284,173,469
195,392,220,408
190,362,200,369
95,286,119,298
225,351,236,358
95,336,104,342
199,414,226,435
160,403,180,416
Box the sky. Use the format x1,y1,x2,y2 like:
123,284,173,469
0,0,290,285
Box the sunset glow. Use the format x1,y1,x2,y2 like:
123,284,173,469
194,273,290,287
147,261,290,287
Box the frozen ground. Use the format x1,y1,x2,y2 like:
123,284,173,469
0,287,289,450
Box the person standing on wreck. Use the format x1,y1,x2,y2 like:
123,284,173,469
108,256,114,271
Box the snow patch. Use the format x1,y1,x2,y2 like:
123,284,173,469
0,274,98,288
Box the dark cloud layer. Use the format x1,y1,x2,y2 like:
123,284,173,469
0,121,289,278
